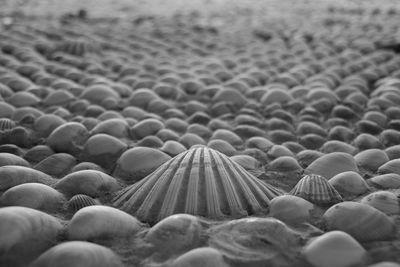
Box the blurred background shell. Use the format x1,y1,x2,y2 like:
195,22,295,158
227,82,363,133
360,191,400,215
113,146,282,223
323,201,396,242
354,149,389,172
46,122,89,156
269,195,315,225
328,171,370,198
368,173,400,189
29,241,124,267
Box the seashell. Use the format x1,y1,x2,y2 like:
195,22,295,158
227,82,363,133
6,91,41,107
80,84,120,107
113,147,171,182
66,194,100,213
289,174,343,206
356,120,384,135
165,117,189,133
160,140,187,157
0,207,63,267
54,170,120,198
29,241,124,267
0,101,15,118
0,165,54,191
34,114,66,137
1,183,66,212
179,133,207,148
187,123,212,139
305,152,359,180
55,38,100,55
80,134,127,172
33,153,77,178
353,133,383,150
234,124,265,139
208,217,303,266
302,231,367,267
113,146,282,223
47,122,89,156
244,136,274,152
269,129,297,144
70,162,105,173
90,118,130,138
130,118,164,140
331,105,359,120
84,104,105,117
210,129,243,147
266,117,295,132
128,88,160,109
207,118,233,131
230,154,262,170
207,139,237,156
187,111,211,125
320,140,358,155
328,125,355,142
145,214,202,260
0,144,23,156
0,152,29,167
385,145,400,160
0,118,15,131
269,195,315,225
136,135,164,148
267,145,295,159
296,150,324,169
121,106,148,120
299,133,326,150
282,141,305,154
297,121,327,137
380,129,400,147
378,159,400,175
328,171,369,197
268,156,302,172
360,191,399,215
323,201,396,242
169,247,230,267
23,145,54,165
354,149,389,172
43,90,75,106
213,88,248,108
368,173,400,189
68,206,141,240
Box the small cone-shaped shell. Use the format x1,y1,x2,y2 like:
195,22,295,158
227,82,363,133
113,147,172,182
54,170,120,198
360,191,400,215
34,153,77,178
368,173,400,189
354,149,389,172
289,174,343,206
303,231,367,267
378,159,400,175
1,183,66,212
113,146,282,223
29,241,124,267
170,247,230,267
305,152,359,179
328,171,369,197
0,165,54,191
323,201,396,242
66,194,100,213
0,207,63,267
68,206,141,240
145,214,202,260
269,195,315,225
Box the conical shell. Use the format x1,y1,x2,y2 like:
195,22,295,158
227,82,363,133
66,194,100,213
113,146,283,223
360,191,400,215
305,152,359,179
289,174,343,206
323,201,396,242
29,241,124,267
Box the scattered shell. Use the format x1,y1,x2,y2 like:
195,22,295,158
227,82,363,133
290,174,343,206
305,152,359,180
0,118,16,131
0,165,54,191
269,195,315,225
0,152,29,167
179,132,207,148
208,217,303,266
328,171,369,197
34,114,66,137
113,146,282,223
66,194,100,213
0,207,63,267
207,139,237,156
29,241,124,267
145,214,202,260
268,156,302,172
113,147,171,182
368,173,400,189
296,150,324,169
354,149,389,172
54,170,121,198
320,140,358,155
368,262,400,267
267,144,295,159
323,201,396,242
68,206,141,240
80,84,120,106
168,247,230,267
90,118,130,138
353,133,383,150
130,118,164,140
23,145,54,165
70,162,105,173
211,129,243,147
34,153,77,178
378,159,400,175
302,231,367,267
386,145,400,160
160,140,187,157
360,191,400,215
46,122,89,155
230,154,262,170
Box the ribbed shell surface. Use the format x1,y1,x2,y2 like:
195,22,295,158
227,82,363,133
113,146,283,223
0,118,16,131
67,194,99,213
289,174,343,206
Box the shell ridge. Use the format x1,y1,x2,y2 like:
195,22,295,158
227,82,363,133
184,148,202,215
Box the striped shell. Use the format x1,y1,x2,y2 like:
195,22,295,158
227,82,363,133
113,146,283,223
289,174,343,206
66,194,100,213
0,118,15,131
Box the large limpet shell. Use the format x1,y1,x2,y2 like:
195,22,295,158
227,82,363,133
54,170,121,198
328,171,370,197
1,183,66,212
145,214,202,260
168,247,230,267
305,152,359,180
113,146,282,223
0,165,54,191
290,174,343,206
0,207,63,267
29,241,124,267
113,147,171,182
303,231,367,267
46,122,89,155
323,201,396,242
34,153,77,178
360,191,400,215
68,206,141,240
208,217,303,266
